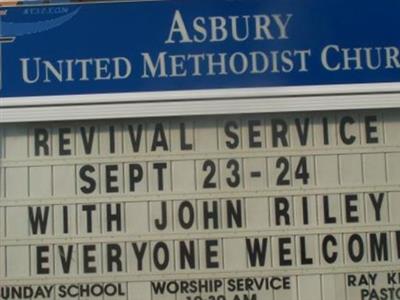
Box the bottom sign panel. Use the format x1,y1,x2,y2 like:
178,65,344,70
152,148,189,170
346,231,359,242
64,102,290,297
1,272,400,300
1,109,400,299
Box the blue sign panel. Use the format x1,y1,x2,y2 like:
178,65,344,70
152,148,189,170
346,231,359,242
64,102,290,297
0,0,399,99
